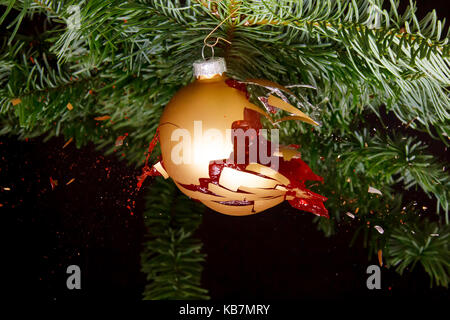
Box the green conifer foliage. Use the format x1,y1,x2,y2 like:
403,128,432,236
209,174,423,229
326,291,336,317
1,0,449,295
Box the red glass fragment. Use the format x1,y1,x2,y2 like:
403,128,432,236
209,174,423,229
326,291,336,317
49,177,57,190
115,135,126,147
136,127,161,190
258,96,278,114
225,79,250,99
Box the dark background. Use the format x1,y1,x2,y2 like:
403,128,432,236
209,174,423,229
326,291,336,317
2,1,449,301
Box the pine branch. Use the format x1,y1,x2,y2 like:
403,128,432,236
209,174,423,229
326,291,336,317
387,220,450,287
340,129,450,216
196,0,450,142
141,177,208,300
1,0,450,291
283,119,450,287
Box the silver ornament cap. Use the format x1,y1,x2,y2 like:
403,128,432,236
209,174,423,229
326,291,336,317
193,57,227,78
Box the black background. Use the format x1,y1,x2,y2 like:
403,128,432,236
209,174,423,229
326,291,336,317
2,1,449,301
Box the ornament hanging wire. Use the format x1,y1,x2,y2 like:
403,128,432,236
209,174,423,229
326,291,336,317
201,44,215,60
201,10,236,60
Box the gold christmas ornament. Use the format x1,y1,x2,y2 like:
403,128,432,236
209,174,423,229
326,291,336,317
138,57,328,217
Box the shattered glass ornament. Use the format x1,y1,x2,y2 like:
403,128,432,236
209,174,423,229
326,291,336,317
138,57,328,217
